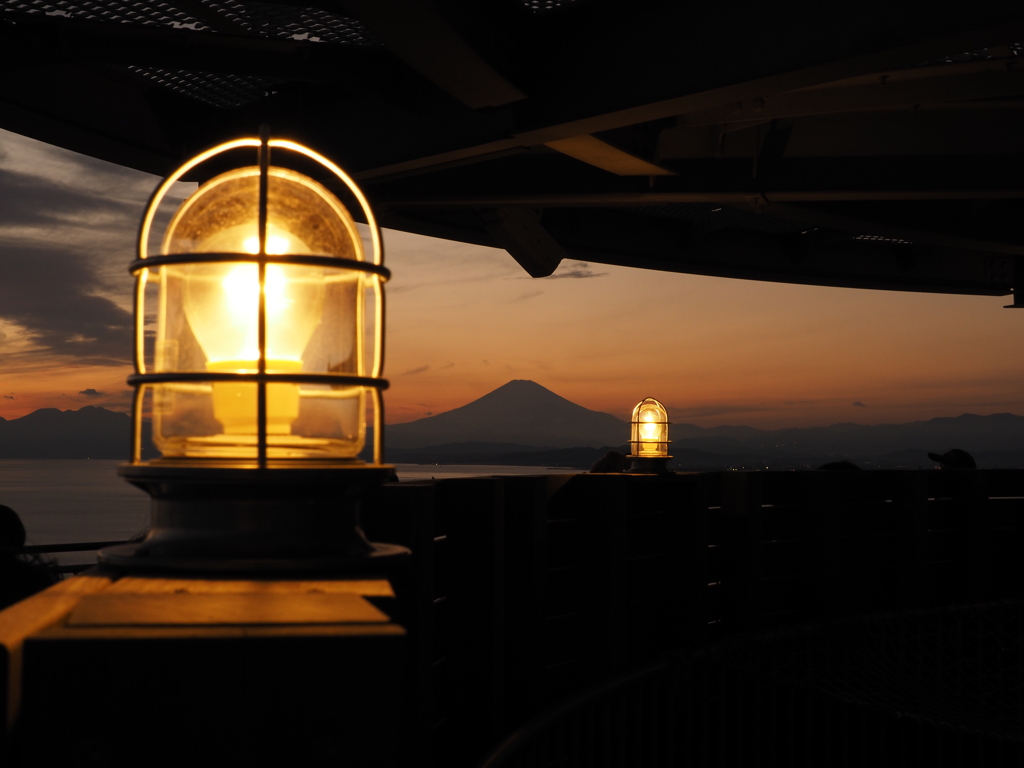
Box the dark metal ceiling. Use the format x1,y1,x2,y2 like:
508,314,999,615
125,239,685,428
1,0,1023,299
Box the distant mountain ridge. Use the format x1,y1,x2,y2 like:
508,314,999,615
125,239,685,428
671,412,1024,456
0,406,131,459
387,380,627,449
383,381,1024,469
3,383,1023,468
388,380,1024,457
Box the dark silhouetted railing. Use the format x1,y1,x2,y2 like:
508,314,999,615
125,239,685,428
477,655,679,768
362,469,1024,767
18,541,128,574
477,602,1024,768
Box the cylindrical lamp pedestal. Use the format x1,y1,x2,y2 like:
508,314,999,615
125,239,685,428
99,463,408,572
627,455,673,475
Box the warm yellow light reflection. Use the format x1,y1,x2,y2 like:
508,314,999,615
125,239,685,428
214,264,295,362
630,397,670,457
242,234,292,255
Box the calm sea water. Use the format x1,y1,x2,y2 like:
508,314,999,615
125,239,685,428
0,459,576,558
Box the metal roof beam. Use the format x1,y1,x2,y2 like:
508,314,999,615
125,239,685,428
341,0,526,108
354,18,1024,179
730,201,1024,256
569,237,1013,297
555,210,1014,296
386,206,1015,296
378,190,1024,207
544,134,674,176
0,89,176,175
481,208,566,277
658,107,1024,161
675,58,1024,128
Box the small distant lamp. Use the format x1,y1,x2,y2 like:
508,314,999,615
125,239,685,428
628,397,672,474
100,130,406,570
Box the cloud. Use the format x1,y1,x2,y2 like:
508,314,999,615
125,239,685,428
437,361,455,371
402,365,429,375
512,289,544,302
79,388,104,397
546,262,608,280
783,400,817,406
3,395,13,400
669,404,775,419
0,131,170,369
852,401,867,407
0,167,137,229
0,243,133,365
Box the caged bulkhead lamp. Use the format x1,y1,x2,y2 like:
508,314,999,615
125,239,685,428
627,397,672,474
100,130,407,571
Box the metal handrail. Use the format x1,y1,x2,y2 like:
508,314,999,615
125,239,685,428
477,652,693,768
19,540,129,554
477,603,1024,768
17,541,130,575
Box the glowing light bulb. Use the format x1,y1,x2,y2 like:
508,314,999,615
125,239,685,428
638,412,661,442
181,226,324,435
215,264,296,362
242,234,292,255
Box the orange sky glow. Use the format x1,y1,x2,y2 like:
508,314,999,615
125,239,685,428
1,129,1022,429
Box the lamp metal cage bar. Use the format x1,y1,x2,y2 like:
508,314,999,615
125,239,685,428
257,126,269,467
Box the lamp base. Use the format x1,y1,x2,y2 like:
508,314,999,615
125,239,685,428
626,455,673,475
99,461,409,573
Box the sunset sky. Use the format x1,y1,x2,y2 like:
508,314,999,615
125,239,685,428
1,127,1022,429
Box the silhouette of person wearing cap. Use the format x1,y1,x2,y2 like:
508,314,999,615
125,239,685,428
590,450,629,473
928,449,977,469
0,504,60,611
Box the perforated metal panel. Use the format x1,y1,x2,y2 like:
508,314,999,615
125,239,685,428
0,0,379,45
1,0,380,108
911,41,1022,68
519,0,591,14
124,66,282,109
209,1,380,46
3,0,201,28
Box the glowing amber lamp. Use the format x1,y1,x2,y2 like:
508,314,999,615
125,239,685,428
628,397,672,474
100,133,404,571
127,140,388,463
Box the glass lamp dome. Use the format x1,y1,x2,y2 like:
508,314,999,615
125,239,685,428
630,397,670,457
628,397,672,474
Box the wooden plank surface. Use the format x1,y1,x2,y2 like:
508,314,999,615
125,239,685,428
32,622,406,640
67,592,390,626
105,577,394,596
